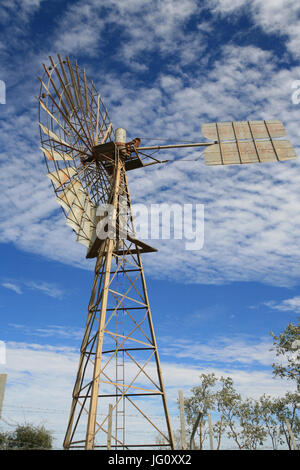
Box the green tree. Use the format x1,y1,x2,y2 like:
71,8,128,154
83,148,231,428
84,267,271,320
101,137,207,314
0,430,7,450
213,377,266,450
235,398,267,449
271,393,300,450
183,374,268,450
3,424,53,450
256,394,283,449
214,376,242,449
270,320,300,391
177,319,300,450
270,319,299,449
183,373,217,449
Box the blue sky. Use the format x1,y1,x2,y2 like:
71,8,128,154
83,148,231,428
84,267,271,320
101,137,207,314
0,0,300,449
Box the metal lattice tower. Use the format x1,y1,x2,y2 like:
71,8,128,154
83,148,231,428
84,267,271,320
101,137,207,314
63,151,174,449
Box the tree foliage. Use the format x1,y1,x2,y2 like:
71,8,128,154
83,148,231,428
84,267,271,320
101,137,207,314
178,321,299,450
0,424,53,450
270,319,300,391
181,374,299,450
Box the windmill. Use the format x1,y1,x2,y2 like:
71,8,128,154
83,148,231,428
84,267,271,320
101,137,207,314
38,55,297,450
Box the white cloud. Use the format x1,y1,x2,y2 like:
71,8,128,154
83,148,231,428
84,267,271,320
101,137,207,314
25,281,64,299
0,0,45,24
10,324,84,340
160,335,275,367
208,0,300,58
265,296,300,314
50,0,204,68
1,282,22,295
1,279,65,299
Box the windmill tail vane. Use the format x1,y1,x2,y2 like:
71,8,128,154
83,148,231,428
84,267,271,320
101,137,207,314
38,54,297,450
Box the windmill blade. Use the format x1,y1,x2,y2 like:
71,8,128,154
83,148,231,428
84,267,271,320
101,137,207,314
56,53,76,110
55,55,94,149
48,55,93,150
39,98,70,136
56,179,84,211
39,122,69,146
60,56,95,151
87,206,98,248
66,56,81,111
41,65,75,132
74,62,94,146
40,74,92,152
66,206,84,233
77,201,93,247
41,146,73,161
77,218,91,247
89,82,96,141
77,204,99,249
42,63,74,127
65,190,87,232
40,114,93,157
40,78,80,142
95,93,101,145
43,59,90,150
47,166,78,188
83,69,93,131
49,55,75,114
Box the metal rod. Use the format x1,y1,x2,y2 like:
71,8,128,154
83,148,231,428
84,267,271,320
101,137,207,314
107,404,113,450
138,142,215,151
96,393,164,397
142,160,169,167
102,347,155,354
